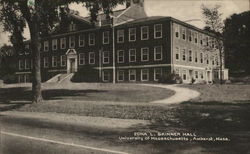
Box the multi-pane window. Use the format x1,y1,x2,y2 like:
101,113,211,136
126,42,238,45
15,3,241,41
60,37,66,49
182,70,187,80
188,50,192,62
89,52,95,64
69,21,76,31
79,53,85,65
129,69,136,81
194,32,198,44
200,71,204,79
175,68,180,76
60,55,66,67
175,25,180,38
182,28,186,40
206,36,209,46
25,59,30,69
200,34,203,45
141,48,149,61
43,57,49,68
52,39,58,51
19,59,24,70
117,30,124,43
129,28,136,42
89,33,95,45
52,56,57,67
206,54,209,64
118,70,125,81
117,50,124,63
79,34,85,47
154,68,162,81
103,51,109,64
103,70,110,82
69,36,75,48
200,53,203,63
141,69,149,81
195,71,198,79
44,41,49,51
129,49,136,62
141,26,149,40
189,31,193,42
103,31,109,44
154,46,162,61
182,49,186,61
194,51,198,63
175,47,180,60
154,24,162,38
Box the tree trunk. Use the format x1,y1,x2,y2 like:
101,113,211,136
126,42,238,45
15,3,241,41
30,13,43,103
219,48,223,85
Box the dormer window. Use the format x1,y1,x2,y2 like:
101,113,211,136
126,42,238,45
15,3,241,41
69,21,76,31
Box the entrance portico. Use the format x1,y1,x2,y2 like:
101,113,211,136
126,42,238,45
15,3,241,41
66,49,78,74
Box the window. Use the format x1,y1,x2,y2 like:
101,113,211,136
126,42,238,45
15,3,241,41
194,51,198,63
25,59,30,69
175,25,180,38
154,24,162,38
60,55,66,67
60,38,66,49
52,39,58,50
200,71,204,79
89,52,95,64
129,28,136,42
141,48,149,61
141,26,149,40
129,49,136,62
154,68,162,81
189,30,193,42
175,47,180,60
117,30,124,43
182,70,187,80
200,34,203,45
103,31,109,44
79,34,85,47
141,69,149,81
44,41,49,51
195,71,198,79
103,51,109,64
52,56,57,67
103,70,110,82
118,70,125,81
200,53,203,63
175,68,180,76
117,50,124,63
43,57,49,68
188,50,192,62
206,54,209,64
194,32,198,44
69,36,75,48
89,33,95,45
129,69,136,81
206,36,209,46
154,46,162,61
182,49,186,61
79,53,85,65
19,59,24,70
182,28,186,40
25,44,30,54
69,21,76,31
211,56,215,65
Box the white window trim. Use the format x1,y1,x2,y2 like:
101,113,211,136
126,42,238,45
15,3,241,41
117,50,124,63
89,33,95,46
182,70,187,80
182,28,186,40
154,68,162,81
25,45,30,55
52,56,57,67
79,53,85,65
129,49,136,62
154,24,162,39
141,26,149,40
200,52,204,64
129,28,136,42
175,47,180,61
182,49,186,61
44,41,49,52
19,59,24,70
154,46,163,61
43,57,49,68
117,29,124,43
79,35,85,47
117,70,125,81
52,39,58,51
60,38,66,49
61,55,66,67
129,69,136,81
102,71,110,82
103,31,109,44
89,52,95,64
102,51,109,64
141,69,149,81
141,47,149,62
175,25,180,38
188,50,192,62
69,36,75,48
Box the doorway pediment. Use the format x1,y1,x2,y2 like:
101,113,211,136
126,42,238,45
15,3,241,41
66,49,77,55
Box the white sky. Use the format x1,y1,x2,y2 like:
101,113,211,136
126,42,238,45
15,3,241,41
0,0,249,46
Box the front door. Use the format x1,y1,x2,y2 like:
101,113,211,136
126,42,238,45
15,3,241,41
70,58,75,73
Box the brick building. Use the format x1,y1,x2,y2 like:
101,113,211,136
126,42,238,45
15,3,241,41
16,0,229,83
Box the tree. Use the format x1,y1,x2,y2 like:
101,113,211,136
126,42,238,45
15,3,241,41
224,11,250,75
0,0,125,103
201,4,224,84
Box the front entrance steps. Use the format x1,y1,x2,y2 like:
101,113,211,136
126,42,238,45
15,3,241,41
46,73,74,83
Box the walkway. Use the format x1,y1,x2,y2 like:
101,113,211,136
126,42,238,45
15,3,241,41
141,84,200,104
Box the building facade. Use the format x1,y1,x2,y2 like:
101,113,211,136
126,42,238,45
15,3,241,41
16,0,229,83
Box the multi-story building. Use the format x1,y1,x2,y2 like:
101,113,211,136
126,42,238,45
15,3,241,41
16,0,229,83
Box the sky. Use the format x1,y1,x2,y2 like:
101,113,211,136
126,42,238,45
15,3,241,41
0,0,249,46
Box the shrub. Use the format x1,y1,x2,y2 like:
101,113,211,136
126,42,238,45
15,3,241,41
158,73,182,84
71,66,100,83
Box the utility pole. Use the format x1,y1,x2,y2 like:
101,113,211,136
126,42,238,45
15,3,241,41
112,18,116,84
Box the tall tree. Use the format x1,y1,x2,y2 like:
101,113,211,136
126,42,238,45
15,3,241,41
201,4,224,84
224,11,250,75
0,0,125,103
